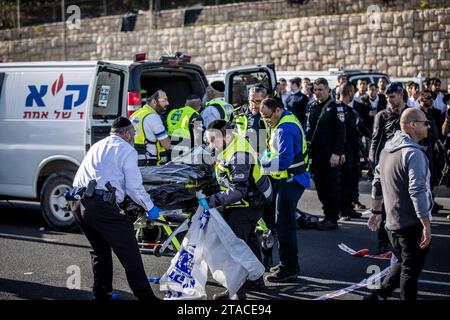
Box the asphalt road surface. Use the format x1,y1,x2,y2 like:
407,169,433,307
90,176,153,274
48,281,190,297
1,179,449,300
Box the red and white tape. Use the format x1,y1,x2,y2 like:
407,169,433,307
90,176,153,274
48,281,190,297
314,243,398,300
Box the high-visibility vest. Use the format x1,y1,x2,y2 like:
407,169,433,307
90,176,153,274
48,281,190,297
205,98,235,123
215,133,272,208
130,105,168,166
266,113,309,179
166,106,199,141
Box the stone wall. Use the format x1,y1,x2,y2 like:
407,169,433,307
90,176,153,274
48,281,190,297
2,0,449,41
153,0,450,29
1,7,449,84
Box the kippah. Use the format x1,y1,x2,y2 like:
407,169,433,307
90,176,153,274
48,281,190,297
112,116,132,129
210,80,225,93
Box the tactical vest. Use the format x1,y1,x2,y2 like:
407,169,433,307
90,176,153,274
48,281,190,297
130,105,168,166
215,133,272,208
205,98,235,123
266,113,309,179
166,106,199,143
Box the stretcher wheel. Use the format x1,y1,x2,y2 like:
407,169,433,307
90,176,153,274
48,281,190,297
154,244,163,257
261,230,274,249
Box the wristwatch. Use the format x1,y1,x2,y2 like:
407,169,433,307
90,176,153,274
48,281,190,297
371,208,382,215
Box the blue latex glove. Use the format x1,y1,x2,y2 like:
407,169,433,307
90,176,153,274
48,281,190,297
198,198,209,210
260,150,271,165
147,205,160,220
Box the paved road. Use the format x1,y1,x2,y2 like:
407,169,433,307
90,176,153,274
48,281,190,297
1,179,449,300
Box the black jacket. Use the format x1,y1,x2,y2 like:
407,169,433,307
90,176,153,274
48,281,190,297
358,94,387,132
286,91,309,129
307,96,346,156
369,105,409,166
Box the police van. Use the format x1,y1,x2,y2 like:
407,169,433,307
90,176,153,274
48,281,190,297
0,53,276,231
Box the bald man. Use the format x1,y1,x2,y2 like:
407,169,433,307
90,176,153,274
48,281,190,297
365,108,432,300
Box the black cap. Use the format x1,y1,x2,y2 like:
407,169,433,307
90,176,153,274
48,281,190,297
112,116,132,129
385,82,404,95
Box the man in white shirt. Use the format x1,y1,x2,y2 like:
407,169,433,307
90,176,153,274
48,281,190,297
407,82,421,109
71,117,159,301
431,78,447,114
354,79,368,103
130,89,172,166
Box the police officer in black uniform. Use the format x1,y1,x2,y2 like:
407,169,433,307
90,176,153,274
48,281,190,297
307,78,346,230
338,83,372,221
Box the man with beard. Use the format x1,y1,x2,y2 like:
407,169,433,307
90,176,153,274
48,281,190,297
71,117,160,301
130,89,172,166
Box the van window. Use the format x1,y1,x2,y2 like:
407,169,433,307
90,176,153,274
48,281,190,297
230,71,271,107
92,69,124,119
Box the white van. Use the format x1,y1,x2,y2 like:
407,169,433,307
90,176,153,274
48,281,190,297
0,56,276,231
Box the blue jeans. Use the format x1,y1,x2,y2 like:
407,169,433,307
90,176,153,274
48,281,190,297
275,178,305,271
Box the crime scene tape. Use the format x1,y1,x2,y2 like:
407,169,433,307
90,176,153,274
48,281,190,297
314,243,398,300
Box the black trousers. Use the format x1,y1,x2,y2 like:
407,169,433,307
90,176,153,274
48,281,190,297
340,145,360,213
377,223,431,300
223,206,263,263
311,148,341,221
378,205,390,245
71,197,156,300
261,178,277,258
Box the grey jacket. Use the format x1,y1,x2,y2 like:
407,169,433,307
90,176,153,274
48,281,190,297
372,131,433,231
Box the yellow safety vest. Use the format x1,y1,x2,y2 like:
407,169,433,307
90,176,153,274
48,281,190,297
233,113,248,136
215,133,272,208
130,105,168,166
266,113,309,179
205,98,234,123
166,106,199,141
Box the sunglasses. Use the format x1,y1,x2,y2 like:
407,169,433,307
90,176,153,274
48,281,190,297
412,120,431,126
261,111,274,120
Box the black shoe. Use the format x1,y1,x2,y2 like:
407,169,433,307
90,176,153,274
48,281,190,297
352,201,367,210
244,277,266,291
317,219,339,231
376,242,390,255
347,210,362,218
363,291,386,300
213,289,230,300
265,268,299,283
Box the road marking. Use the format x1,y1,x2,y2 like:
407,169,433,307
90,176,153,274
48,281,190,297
422,269,450,276
430,233,450,239
419,280,450,287
0,233,58,243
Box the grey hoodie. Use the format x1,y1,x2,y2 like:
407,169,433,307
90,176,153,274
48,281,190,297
372,131,433,231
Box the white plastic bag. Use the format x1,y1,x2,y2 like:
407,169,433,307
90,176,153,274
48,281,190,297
159,206,265,300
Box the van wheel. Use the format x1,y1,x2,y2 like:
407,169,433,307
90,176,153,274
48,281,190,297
40,171,77,232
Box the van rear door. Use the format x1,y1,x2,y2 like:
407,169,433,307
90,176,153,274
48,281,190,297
224,64,277,107
86,61,129,150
